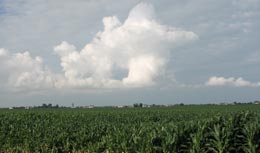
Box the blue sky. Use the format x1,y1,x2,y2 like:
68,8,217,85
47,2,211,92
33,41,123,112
0,0,260,107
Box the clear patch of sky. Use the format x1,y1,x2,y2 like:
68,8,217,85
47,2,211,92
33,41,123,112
0,1,6,15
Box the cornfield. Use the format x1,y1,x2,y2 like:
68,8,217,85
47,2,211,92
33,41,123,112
0,105,260,152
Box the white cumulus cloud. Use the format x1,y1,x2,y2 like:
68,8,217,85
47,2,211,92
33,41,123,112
0,3,198,91
206,76,260,87
0,48,55,90
54,3,198,88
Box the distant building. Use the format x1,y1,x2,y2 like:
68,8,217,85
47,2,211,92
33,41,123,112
143,104,150,108
254,101,260,104
87,105,94,109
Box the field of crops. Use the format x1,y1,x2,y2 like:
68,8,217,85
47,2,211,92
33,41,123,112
1,105,260,153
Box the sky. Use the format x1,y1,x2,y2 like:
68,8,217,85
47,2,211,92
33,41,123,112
0,0,260,107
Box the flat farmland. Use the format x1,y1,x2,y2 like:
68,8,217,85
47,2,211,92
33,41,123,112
1,105,260,152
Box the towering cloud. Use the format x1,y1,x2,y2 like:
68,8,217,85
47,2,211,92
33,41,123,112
0,3,198,90
54,3,198,88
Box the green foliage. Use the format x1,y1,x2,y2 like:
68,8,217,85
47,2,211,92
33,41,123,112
0,105,260,152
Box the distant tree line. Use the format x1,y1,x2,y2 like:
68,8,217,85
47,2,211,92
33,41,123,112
37,103,59,108
133,103,143,108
